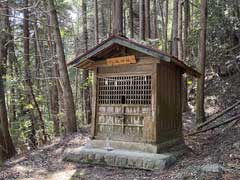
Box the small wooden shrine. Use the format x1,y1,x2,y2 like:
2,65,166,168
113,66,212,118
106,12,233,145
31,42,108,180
68,35,200,153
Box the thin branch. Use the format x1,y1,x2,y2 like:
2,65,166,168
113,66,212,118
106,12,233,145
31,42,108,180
34,77,60,80
197,101,240,129
4,31,55,42
0,12,54,28
1,0,41,11
188,114,240,136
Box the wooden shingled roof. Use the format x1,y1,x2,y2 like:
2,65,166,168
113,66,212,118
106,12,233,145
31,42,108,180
67,35,201,78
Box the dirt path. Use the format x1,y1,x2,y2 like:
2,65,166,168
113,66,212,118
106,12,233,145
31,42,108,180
0,123,240,180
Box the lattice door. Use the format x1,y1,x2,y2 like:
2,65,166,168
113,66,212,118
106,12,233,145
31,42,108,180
96,75,152,141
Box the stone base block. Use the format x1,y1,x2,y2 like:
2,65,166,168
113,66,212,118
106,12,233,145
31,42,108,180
87,138,185,153
63,147,178,170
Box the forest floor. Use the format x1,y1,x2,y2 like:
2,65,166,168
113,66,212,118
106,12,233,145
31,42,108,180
0,73,240,180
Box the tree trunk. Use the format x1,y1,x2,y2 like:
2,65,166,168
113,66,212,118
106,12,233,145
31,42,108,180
82,0,88,49
48,0,77,133
196,0,207,124
178,0,183,60
172,0,179,57
159,0,165,48
0,41,16,159
153,0,157,39
23,0,48,145
112,0,123,35
4,4,17,124
123,7,126,35
33,18,55,140
129,0,134,38
165,0,169,52
43,0,60,136
23,0,36,147
183,0,190,61
100,3,106,38
234,0,240,19
145,0,150,39
51,63,60,136
94,0,99,44
0,3,16,159
81,0,91,125
182,0,190,112
139,0,145,40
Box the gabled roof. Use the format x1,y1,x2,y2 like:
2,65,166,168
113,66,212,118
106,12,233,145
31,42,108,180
68,35,201,78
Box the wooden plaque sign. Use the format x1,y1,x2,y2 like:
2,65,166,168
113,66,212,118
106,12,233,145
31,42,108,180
106,55,136,66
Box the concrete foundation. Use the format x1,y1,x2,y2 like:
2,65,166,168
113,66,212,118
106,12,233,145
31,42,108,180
63,146,179,170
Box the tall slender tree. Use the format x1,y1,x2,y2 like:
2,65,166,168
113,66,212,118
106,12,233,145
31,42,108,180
183,0,190,60
178,0,183,60
5,3,17,125
182,0,190,112
94,0,99,44
82,0,91,124
112,0,123,35
159,0,169,52
145,0,150,38
129,0,134,38
172,0,179,57
164,0,169,52
48,0,77,133
153,0,157,38
139,0,145,40
23,0,48,145
0,2,16,160
196,0,207,124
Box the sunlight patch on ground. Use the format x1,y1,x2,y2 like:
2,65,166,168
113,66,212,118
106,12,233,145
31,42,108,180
13,165,29,173
46,169,76,180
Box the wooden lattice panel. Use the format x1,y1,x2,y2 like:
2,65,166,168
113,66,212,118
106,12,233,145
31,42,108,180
96,105,151,141
97,75,151,105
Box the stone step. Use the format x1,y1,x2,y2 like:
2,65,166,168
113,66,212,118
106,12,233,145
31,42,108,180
63,146,178,170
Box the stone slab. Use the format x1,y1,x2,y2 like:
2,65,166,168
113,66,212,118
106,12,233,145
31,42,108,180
63,146,177,170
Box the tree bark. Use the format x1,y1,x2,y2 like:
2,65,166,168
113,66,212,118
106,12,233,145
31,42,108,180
178,0,183,60
0,39,16,159
94,0,99,44
51,63,60,136
82,0,91,125
48,0,77,133
234,0,240,19
43,0,60,136
112,0,123,35
5,4,17,124
23,0,36,147
129,0,134,38
183,0,190,61
182,0,190,112
139,0,145,40
145,0,150,39
164,0,169,52
172,0,179,57
82,0,88,49
100,3,106,38
0,3,16,159
159,0,168,52
23,0,48,145
196,0,207,124
153,0,157,38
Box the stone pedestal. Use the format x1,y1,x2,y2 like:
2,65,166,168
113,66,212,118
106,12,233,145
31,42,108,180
63,146,181,170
